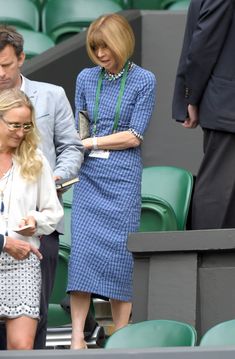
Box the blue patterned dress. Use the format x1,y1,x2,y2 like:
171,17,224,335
67,64,156,301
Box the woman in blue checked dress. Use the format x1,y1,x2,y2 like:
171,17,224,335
67,13,156,349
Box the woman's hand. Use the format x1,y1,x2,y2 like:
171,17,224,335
82,138,93,150
4,237,42,260
17,216,37,236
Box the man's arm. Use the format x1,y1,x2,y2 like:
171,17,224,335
0,234,4,253
53,88,84,180
185,0,234,105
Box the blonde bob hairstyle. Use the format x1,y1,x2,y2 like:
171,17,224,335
86,13,135,71
0,88,42,181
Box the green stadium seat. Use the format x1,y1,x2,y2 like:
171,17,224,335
42,0,123,43
131,0,163,9
59,187,73,247
104,319,197,348
29,0,47,11
112,0,132,8
141,166,193,230
167,0,190,10
200,320,235,346
140,195,178,231
0,0,40,31
15,27,55,59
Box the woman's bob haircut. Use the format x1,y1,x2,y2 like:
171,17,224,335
86,13,135,71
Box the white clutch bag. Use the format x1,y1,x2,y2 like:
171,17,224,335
78,110,90,140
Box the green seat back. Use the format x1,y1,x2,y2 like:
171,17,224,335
29,0,47,11
112,0,131,9
140,195,178,231
105,319,197,348
15,27,55,59
42,0,123,43
0,0,40,31
60,206,72,247
131,0,163,9
200,320,235,346
63,187,73,207
59,188,73,247
141,166,193,230
48,303,71,327
167,0,190,10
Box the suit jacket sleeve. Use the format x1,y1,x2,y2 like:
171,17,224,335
0,234,4,254
185,0,234,105
53,87,84,179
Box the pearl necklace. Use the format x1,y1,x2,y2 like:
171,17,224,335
104,61,134,81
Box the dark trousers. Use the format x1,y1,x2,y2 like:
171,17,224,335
34,231,59,349
192,129,235,229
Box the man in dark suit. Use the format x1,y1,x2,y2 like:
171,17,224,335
172,0,235,229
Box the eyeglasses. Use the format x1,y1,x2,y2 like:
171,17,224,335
0,116,33,132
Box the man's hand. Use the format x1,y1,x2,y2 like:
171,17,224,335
4,236,42,260
182,104,199,128
54,175,67,194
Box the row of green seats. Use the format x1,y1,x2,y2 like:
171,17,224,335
0,0,190,56
104,318,235,348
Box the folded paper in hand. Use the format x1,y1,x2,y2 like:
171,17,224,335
78,110,90,140
56,177,79,190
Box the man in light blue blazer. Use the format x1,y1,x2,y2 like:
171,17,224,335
0,25,84,349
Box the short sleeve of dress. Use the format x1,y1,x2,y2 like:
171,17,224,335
74,69,88,130
129,69,156,139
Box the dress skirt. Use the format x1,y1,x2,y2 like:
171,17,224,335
67,149,142,302
0,252,41,319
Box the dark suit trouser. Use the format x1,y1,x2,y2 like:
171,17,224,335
192,129,235,229
34,231,60,349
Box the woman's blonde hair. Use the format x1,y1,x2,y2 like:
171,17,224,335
87,13,135,71
0,88,42,181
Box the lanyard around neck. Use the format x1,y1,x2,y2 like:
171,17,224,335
93,61,129,136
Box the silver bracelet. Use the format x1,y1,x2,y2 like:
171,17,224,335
92,137,98,150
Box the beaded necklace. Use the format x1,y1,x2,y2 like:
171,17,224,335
104,61,134,81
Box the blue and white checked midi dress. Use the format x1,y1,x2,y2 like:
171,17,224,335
67,64,156,301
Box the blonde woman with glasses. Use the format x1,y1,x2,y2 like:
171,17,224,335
0,88,63,350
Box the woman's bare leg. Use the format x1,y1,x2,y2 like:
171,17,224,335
6,316,38,350
70,291,91,349
110,299,132,331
